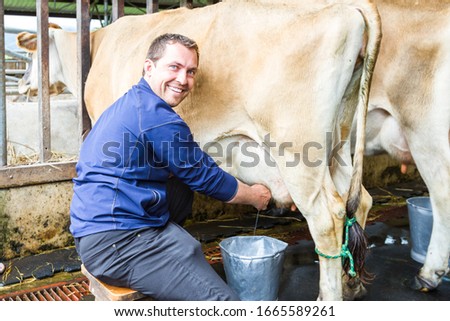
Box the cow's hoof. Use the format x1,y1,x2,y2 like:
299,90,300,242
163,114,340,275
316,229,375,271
343,276,367,300
408,275,437,292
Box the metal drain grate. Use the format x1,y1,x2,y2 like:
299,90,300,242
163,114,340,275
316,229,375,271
0,277,91,301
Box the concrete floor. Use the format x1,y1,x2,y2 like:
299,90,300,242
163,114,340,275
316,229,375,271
277,222,450,301
0,181,449,301
208,212,450,301
201,179,450,301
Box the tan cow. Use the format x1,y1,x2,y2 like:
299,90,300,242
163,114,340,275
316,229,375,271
16,0,381,300
225,0,450,296
360,0,450,291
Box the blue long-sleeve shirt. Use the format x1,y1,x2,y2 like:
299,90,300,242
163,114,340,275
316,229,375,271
70,78,238,237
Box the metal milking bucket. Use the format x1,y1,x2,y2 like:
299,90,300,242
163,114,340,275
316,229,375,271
219,235,288,301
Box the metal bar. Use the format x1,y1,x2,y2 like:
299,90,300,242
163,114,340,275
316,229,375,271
6,75,21,82
0,1,7,167
147,0,159,13
5,49,31,63
5,69,25,75
77,0,92,142
5,27,35,34
112,0,124,21
37,0,52,162
103,0,109,24
5,90,19,95
0,161,77,188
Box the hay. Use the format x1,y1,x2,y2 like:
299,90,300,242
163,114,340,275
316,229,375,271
7,142,77,166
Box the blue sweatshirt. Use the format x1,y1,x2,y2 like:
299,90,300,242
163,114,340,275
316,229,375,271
70,78,238,237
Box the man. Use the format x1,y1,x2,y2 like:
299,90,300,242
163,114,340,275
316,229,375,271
70,33,272,300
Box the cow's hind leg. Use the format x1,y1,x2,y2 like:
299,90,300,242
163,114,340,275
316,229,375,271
304,188,352,300
329,140,373,300
409,185,450,291
409,187,450,291
311,210,370,300
405,128,450,291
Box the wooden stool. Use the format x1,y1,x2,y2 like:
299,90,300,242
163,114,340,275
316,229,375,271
81,264,148,301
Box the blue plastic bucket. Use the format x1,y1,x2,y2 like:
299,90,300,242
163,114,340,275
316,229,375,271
219,236,288,301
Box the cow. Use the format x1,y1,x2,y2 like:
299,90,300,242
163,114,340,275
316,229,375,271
223,0,450,296
15,0,381,300
358,0,450,291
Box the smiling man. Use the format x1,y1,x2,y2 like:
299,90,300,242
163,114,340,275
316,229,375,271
144,36,198,107
69,33,271,300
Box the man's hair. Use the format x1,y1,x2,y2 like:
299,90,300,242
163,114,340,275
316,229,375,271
145,33,199,65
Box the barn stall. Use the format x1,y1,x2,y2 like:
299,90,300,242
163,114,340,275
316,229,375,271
0,0,448,303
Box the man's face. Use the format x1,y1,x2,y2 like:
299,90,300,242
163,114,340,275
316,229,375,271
144,43,198,107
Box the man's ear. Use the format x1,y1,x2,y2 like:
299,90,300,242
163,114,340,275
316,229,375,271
143,59,154,77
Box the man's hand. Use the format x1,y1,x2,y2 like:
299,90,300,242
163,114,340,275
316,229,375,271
249,183,272,210
227,180,272,210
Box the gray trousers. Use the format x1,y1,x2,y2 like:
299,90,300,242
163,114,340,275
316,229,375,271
75,177,239,301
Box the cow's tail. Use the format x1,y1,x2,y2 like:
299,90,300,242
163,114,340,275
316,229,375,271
343,0,382,282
